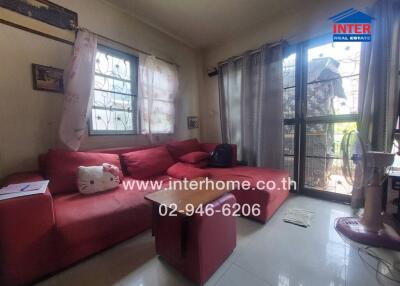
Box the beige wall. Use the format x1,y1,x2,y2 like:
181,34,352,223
0,0,202,178
0,0,377,179
200,0,375,143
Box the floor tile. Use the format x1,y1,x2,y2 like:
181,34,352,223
230,196,350,286
345,245,400,286
215,264,270,286
35,195,400,286
204,256,234,286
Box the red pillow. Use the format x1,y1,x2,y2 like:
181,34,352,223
167,162,210,180
179,151,210,163
166,139,202,160
42,149,122,195
121,146,175,179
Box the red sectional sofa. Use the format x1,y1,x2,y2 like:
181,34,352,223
0,139,289,286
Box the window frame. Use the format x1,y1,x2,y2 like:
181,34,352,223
282,45,298,181
88,45,139,136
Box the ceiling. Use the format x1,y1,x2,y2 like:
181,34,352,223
106,0,314,49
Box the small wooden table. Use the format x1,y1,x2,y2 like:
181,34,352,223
145,177,233,257
145,178,237,284
145,177,233,215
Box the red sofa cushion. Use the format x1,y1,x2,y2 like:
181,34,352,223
42,150,122,195
179,151,210,164
166,139,202,160
192,160,209,168
88,146,161,176
205,166,289,222
53,185,151,246
167,162,210,180
206,165,288,186
121,146,175,179
53,184,154,267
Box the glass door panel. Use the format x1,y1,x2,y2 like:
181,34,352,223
283,53,296,119
306,42,361,117
304,122,357,195
303,41,360,197
281,38,361,200
284,124,295,178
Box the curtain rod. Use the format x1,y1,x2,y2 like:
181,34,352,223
74,26,179,67
218,40,286,66
0,19,179,67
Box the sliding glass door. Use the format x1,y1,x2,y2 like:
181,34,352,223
283,37,361,201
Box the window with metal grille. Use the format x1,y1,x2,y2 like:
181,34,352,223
89,46,138,135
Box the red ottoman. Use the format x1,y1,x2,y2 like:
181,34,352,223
154,193,236,285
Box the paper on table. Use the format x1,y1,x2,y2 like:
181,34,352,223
0,180,49,201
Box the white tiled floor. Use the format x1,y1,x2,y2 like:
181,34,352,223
36,195,400,286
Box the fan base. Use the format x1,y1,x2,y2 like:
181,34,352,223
335,217,400,251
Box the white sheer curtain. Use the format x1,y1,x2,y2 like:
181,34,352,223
138,55,179,142
352,0,400,208
219,44,284,168
59,31,97,150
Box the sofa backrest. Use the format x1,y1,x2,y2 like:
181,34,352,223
38,139,238,195
40,150,122,195
165,139,202,160
120,146,175,179
88,145,159,155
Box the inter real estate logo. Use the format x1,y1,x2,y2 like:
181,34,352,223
329,8,374,42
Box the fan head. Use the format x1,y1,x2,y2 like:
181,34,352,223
341,130,367,189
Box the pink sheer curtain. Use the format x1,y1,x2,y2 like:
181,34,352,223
59,31,97,150
139,55,178,143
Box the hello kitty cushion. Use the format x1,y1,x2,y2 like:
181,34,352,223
77,163,120,195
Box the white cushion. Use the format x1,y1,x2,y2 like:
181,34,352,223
77,164,120,195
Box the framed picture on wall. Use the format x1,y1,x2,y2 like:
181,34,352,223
32,64,64,93
187,116,200,129
0,0,78,30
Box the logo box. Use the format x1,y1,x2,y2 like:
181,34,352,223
329,8,374,42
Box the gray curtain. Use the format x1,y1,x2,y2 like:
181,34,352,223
218,45,284,169
352,0,400,208
219,60,243,159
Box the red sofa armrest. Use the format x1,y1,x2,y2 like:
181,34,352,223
0,172,57,286
200,142,238,166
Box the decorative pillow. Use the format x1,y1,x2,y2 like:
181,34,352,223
42,149,123,195
78,163,120,195
179,151,210,164
121,146,175,179
166,139,202,160
167,162,210,180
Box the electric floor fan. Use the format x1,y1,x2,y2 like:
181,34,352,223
335,130,400,250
